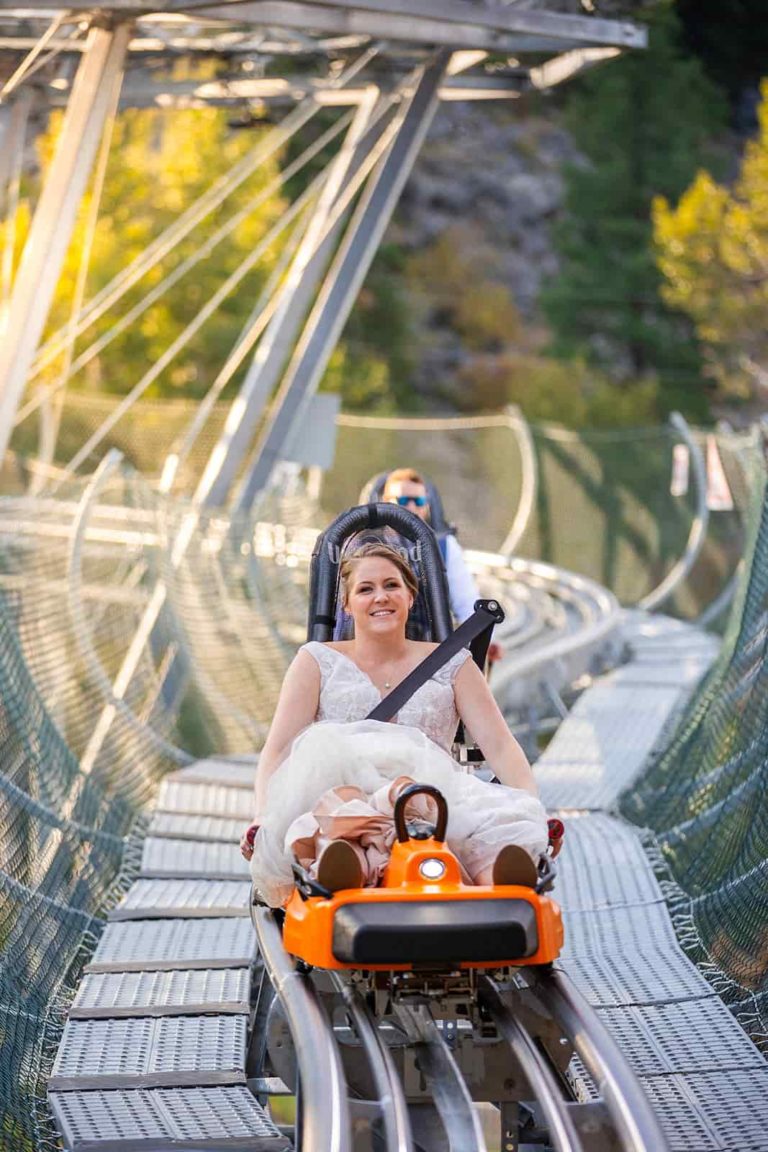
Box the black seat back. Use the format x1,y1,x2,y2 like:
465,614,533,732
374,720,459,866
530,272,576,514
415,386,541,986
307,504,452,643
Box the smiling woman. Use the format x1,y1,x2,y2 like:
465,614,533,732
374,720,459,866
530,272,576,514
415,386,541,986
241,542,551,908
339,544,420,690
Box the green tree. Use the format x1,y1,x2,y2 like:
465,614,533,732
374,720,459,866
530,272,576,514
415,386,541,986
21,88,289,400
406,225,522,353
654,79,768,401
541,2,726,418
675,0,768,113
456,352,660,427
5,88,416,417
322,243,418,412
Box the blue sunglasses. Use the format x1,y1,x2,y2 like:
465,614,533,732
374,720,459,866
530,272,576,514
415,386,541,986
394,495,428,508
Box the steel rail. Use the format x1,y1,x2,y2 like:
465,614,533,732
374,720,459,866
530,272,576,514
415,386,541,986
206,83,392,509
22,44,380,414
1,90,32,313
55,170,328,482
0,21,132,466
65,448,191,776
331,974,414,1152
237,52,450,503
24,107,357,436
33,42,122,488
159,212,308,494
253,907,352,1152
696,563,741,629
527,967,670,1152
24,98,321,384
0,11,70,100
639,413,709,613
393,1003,487,1152
478,975,583,1152
499,404,538,558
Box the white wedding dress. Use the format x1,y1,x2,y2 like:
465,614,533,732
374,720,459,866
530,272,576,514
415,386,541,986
250,642,549,907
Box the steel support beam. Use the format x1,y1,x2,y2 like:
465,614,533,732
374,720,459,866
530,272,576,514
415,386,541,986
0,88,33,316
194,84,381,509
0,20,131,466
235,51,449,507
192,1,646,52
0,0,646,49
110,74,525,108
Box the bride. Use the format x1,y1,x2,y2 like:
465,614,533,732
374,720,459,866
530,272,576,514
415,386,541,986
240,542,556,908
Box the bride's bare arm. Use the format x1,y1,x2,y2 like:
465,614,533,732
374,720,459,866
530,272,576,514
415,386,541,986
249,649,321,824
453,658,539,795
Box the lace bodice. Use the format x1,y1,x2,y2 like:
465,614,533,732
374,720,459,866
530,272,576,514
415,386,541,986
302,642,471,752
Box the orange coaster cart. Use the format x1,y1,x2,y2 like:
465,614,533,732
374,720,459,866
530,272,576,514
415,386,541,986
283,785,563,973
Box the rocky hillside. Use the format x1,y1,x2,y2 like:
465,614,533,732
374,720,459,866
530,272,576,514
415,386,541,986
398,99,578,318
384,96,581,408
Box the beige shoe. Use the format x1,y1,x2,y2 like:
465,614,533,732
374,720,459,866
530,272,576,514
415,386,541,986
316,840,364,892
492,844,538,888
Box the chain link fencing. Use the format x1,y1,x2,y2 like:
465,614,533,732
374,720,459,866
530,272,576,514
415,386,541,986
9,397,758,621
0,461,315,1149
622,439,768,1052
0,401,765,1145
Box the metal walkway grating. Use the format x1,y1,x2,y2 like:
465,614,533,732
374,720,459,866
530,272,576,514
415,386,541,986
148,812,244,842
48,1085,291,1150
640,1067,768,1152
109,879,250,920
70,969,250,1019
561,900,681,957
156,780,253,818
49,1016,247,1090
561,949,717,1008
604,658,714,687
85,918,255,972
552,812,663,911
536,682,691,809
166,758,258,788
596,999,768,1077
140,838,250,880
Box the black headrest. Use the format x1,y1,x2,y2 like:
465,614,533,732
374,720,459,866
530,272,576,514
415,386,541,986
307,503,452,643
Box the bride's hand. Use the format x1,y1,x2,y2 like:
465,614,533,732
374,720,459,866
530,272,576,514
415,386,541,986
547,818,564,859
240,822,260,860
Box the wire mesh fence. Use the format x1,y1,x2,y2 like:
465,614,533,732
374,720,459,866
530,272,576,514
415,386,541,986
0,409,765,1146
0,462,314,1149
8,400,761,623
622,439,768,1052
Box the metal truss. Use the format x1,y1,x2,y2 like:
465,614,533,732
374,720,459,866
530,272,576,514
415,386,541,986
194,82,384,509
0,1,645,482
234,52,449,508
0,22,131,465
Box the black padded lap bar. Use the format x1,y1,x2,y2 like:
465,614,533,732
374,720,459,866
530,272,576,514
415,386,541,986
332,899,538,965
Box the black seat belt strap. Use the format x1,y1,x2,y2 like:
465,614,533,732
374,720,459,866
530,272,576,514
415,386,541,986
365,599,504,724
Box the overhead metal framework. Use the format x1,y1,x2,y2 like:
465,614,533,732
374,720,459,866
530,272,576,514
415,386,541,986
0,1,645,494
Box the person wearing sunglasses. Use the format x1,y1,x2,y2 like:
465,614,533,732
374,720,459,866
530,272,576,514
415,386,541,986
381,468,503,663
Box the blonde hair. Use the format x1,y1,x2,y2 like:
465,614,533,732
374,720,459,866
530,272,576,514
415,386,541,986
384,467,425,488
339,542,419,607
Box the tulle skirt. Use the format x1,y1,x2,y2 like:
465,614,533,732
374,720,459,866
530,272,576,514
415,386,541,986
250,719,549,908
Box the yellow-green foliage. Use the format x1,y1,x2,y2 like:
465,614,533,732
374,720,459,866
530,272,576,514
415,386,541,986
458,353,660,428
406,226,521,351
3,69,287,400
322,343,391,411
454,281,521,350
654,78,768,400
